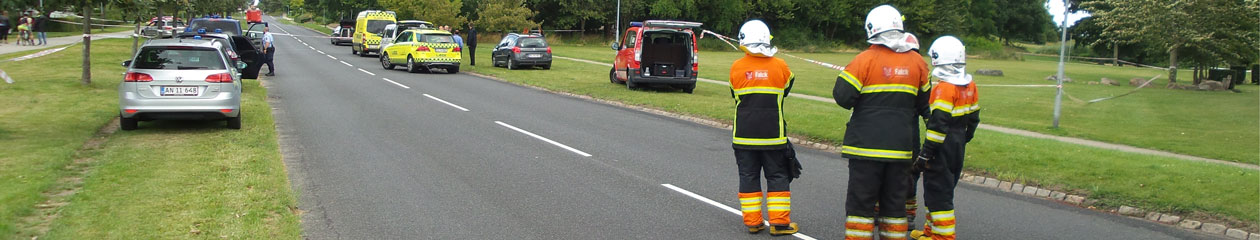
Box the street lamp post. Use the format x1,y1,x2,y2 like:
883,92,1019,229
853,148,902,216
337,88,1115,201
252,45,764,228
615,0,620,42
1052,1,1069,128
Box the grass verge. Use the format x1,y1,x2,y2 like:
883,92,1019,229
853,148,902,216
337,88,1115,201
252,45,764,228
548,45,1260,164
0,39,300,238
457,45,1260,229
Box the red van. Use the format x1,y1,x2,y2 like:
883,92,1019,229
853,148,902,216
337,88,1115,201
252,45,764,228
609,20,702,93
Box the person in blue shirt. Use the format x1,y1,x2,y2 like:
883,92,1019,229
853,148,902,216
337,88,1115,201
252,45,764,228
262,26,276,76
452,29,464,50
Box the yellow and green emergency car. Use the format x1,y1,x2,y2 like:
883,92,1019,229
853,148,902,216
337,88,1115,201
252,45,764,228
379,29,463,74
352,10,396,57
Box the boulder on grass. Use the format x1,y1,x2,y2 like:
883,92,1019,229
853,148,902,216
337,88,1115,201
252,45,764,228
1198,81,1225,91
1101,78,1120,86
1046,75,1073,82
1130,78,1150,87
975,69,1004,76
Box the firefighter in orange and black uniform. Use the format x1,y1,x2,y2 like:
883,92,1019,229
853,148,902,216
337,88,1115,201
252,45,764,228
728,19,802,236
833,5,931,240
907,36,980,240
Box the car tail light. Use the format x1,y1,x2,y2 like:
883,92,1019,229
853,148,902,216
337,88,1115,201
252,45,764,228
634,49,641,62
416,46,431,52
512,46,521,54
220,109,233,113
124,72,153,82
205,73,233,83
453,47,462,52
124,109,138,113
546,47,552,54
693,53,699,70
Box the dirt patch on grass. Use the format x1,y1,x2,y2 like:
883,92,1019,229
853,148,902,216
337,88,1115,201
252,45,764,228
15,117,119,239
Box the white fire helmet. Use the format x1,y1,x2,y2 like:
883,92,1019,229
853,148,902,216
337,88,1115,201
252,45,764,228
738,20,778,57
865,5,904,40
928,36,972,85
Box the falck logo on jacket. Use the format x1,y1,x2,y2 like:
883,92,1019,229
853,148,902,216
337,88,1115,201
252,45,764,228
745,70,769,80
883,67,910,78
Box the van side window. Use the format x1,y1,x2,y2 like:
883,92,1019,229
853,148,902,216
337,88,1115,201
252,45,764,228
623,31,637,49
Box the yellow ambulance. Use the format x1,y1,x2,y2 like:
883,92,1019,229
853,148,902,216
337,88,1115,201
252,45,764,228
352,10,396,57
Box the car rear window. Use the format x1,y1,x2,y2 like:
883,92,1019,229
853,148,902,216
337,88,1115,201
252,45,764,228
188,20,242,36
367,20,393,34
420,34,454,43
517,37,548,47
132,47,226,70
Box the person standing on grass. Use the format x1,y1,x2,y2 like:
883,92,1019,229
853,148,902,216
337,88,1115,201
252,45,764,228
833,5,931,240
467,22,477,66
452,29,463,50
728,19,802,236
0,11,10,44
261,26,276,76
34,12,48,45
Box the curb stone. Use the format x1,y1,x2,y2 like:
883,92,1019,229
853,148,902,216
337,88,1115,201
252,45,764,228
459,71,1259,240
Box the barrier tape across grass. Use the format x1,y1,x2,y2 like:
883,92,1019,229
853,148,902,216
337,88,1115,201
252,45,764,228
1,33,134,84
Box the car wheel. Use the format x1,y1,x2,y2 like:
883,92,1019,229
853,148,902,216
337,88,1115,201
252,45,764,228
542,64,551,70
626,76,639,90
352,45,358,55
407,56,418,73
449,67,460,74
507,58,516,70
381,53,395,70
120,115,138,130
227,112,242,129
609,68,620,84
681,84,696,94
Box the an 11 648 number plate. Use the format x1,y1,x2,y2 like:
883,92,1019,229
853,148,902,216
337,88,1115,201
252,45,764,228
161,86,199,96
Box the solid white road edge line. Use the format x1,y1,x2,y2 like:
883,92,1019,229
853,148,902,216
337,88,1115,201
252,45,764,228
357,68,376,76
660,184,817,240
493,121,593,157
423,94,469,111
381,78,411,89
340,61,352,67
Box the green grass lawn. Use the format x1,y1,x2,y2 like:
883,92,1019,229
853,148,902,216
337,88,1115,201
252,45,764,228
0,39,300,239
546,45,1260,164
459,45,1260,227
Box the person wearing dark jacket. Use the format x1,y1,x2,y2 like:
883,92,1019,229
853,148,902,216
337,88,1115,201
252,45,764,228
0,11,10,44
34,12,48,45
835,5,931,240
467,23,477,66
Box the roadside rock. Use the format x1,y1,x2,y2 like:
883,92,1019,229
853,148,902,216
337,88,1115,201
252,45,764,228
1130,78,1150,87
975,69,1004,76
1226,229,1249,239
1198,81,1225,91
1157,214,1182,224
1046,75,1073,82
1117,206,1144,216
1202,223,1228,234
1100,78,1120,86
1179,220,1202,230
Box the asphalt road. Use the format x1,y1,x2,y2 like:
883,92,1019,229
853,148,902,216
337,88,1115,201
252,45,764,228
259,16,1218,239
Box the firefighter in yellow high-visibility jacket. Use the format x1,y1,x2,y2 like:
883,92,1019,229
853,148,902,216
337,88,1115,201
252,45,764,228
728,19,802,236
908,36,981,240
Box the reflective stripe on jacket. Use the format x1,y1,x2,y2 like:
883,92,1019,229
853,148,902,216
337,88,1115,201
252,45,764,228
730,54,795,150
922,81,980,157
832,45,931,161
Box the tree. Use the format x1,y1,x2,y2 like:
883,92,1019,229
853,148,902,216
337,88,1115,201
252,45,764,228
379,0,466,27
1085,0,1259,83
474,0,535,32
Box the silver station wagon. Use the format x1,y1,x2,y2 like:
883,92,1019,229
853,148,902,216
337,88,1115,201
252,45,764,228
118,38,256,130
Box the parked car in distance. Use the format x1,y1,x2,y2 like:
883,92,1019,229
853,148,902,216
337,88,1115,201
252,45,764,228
118,39,247,130
141,16,184,38
378,20,434,53
352,10,397,57
611,20,702,93
380,29,462,74
331,27,353,45
492,33,552,70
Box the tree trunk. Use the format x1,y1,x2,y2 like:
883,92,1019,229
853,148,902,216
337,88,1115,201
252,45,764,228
82,1,92,86
1168,47,1178,83
1112,41,1119,66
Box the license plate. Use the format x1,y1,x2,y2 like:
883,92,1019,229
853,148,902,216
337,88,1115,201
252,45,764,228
437,48,449,53
437,54,448,58
527,54,542,58
161,86,199,96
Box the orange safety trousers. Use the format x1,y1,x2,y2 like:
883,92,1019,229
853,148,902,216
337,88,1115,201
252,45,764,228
739,192,792,226
920,210,957,240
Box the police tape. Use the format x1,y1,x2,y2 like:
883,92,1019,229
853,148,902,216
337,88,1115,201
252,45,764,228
50,19,140,28
703,29,846,71
0,33,132,84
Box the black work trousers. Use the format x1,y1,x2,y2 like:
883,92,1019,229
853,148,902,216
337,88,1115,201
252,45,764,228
845,159,912,218
736,148,792,193
264,47,276,74
909,142,967,211
468,45,477,66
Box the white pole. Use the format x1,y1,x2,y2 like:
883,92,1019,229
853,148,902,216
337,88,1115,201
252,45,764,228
1052,1,1069,128
615,0,621,42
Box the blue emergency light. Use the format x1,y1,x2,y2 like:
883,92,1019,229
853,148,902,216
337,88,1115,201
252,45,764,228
214,29,222,33
197,28,206,34
630,22,644,27
193,36,202,40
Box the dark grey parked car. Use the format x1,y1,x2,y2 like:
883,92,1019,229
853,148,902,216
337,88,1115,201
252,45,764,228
492,33,552,70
